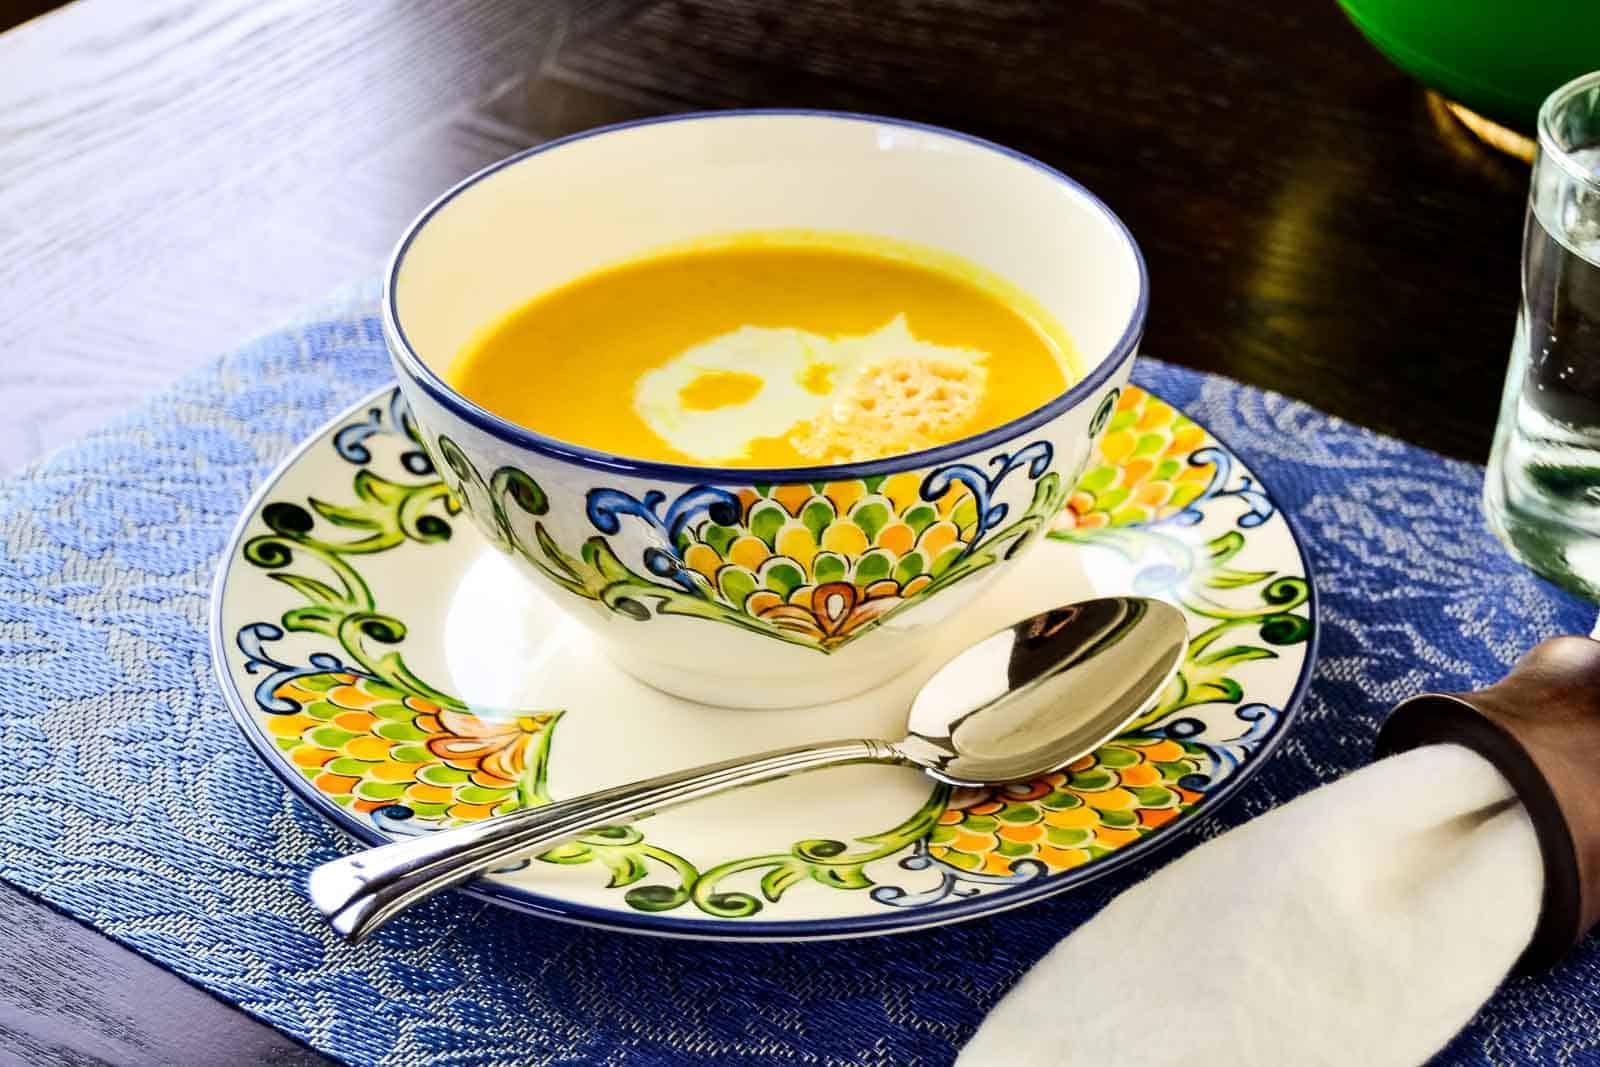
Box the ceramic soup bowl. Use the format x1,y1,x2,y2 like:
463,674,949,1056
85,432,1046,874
384,110,1146,708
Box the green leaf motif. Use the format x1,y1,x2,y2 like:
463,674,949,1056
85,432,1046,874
268,573,343,606
1207,568,1275,589
684,786,949,918
812,865,873,891
1194,645,1277,668
600,851,650,888
1053,492,1312,733
760,865,807,902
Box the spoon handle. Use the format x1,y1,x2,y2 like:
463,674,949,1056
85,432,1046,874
308,738,905,942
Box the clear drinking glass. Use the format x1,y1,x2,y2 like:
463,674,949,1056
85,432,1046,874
1484,71,1600,597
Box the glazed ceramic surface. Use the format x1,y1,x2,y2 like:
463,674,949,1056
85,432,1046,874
383,111,1147,706
212,383,1317,940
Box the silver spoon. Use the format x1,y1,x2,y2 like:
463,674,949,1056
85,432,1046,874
308,595,1188,943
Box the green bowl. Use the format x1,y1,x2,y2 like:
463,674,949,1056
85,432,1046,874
1337,0,1600,133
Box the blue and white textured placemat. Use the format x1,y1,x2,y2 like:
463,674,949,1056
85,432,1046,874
1,293,1596,1066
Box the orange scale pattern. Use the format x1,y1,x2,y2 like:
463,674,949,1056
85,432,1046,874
676,475,985,647
265,670,557,824
1056,385,1217,532
927,737,1207,876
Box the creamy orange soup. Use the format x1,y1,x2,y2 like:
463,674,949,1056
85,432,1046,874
446,232,1077,467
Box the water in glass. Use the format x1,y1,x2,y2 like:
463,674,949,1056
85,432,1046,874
1485,76,1600,598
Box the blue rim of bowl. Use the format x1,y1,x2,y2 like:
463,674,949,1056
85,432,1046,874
382,109,1149,484
211,383,1319,943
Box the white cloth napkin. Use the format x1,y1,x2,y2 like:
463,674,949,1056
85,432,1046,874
958,744,1542,1066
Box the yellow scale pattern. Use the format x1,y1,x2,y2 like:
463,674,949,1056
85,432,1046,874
1057,385,1215,530
929,739,1207,875
265,671,555,823
677,473,981,644
935,383,1220,876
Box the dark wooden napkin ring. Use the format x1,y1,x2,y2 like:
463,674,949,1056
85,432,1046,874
1376,636,1600,973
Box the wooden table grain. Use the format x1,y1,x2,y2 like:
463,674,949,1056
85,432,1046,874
0,0,1538,1061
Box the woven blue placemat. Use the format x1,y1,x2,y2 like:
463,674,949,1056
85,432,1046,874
2,292,1598,1066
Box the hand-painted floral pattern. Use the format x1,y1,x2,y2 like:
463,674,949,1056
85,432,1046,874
266,670,557,821
434,433,1065,653
929,738,1208,875
236,400,704,900
906,384,1312,895
1059,389,1216,530
225,381,1311,924
675,476,979,644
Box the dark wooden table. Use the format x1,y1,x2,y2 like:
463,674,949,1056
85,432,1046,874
0,0,1536,1062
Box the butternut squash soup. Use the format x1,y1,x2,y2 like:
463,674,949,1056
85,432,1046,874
446,232,1078,467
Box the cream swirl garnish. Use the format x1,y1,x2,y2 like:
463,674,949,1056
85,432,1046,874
633,316,988,464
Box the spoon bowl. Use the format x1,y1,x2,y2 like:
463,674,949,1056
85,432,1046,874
903,596,1190,786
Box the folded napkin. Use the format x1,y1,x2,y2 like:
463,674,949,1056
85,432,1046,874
960,744,1542,1066
3,290,1599,1066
